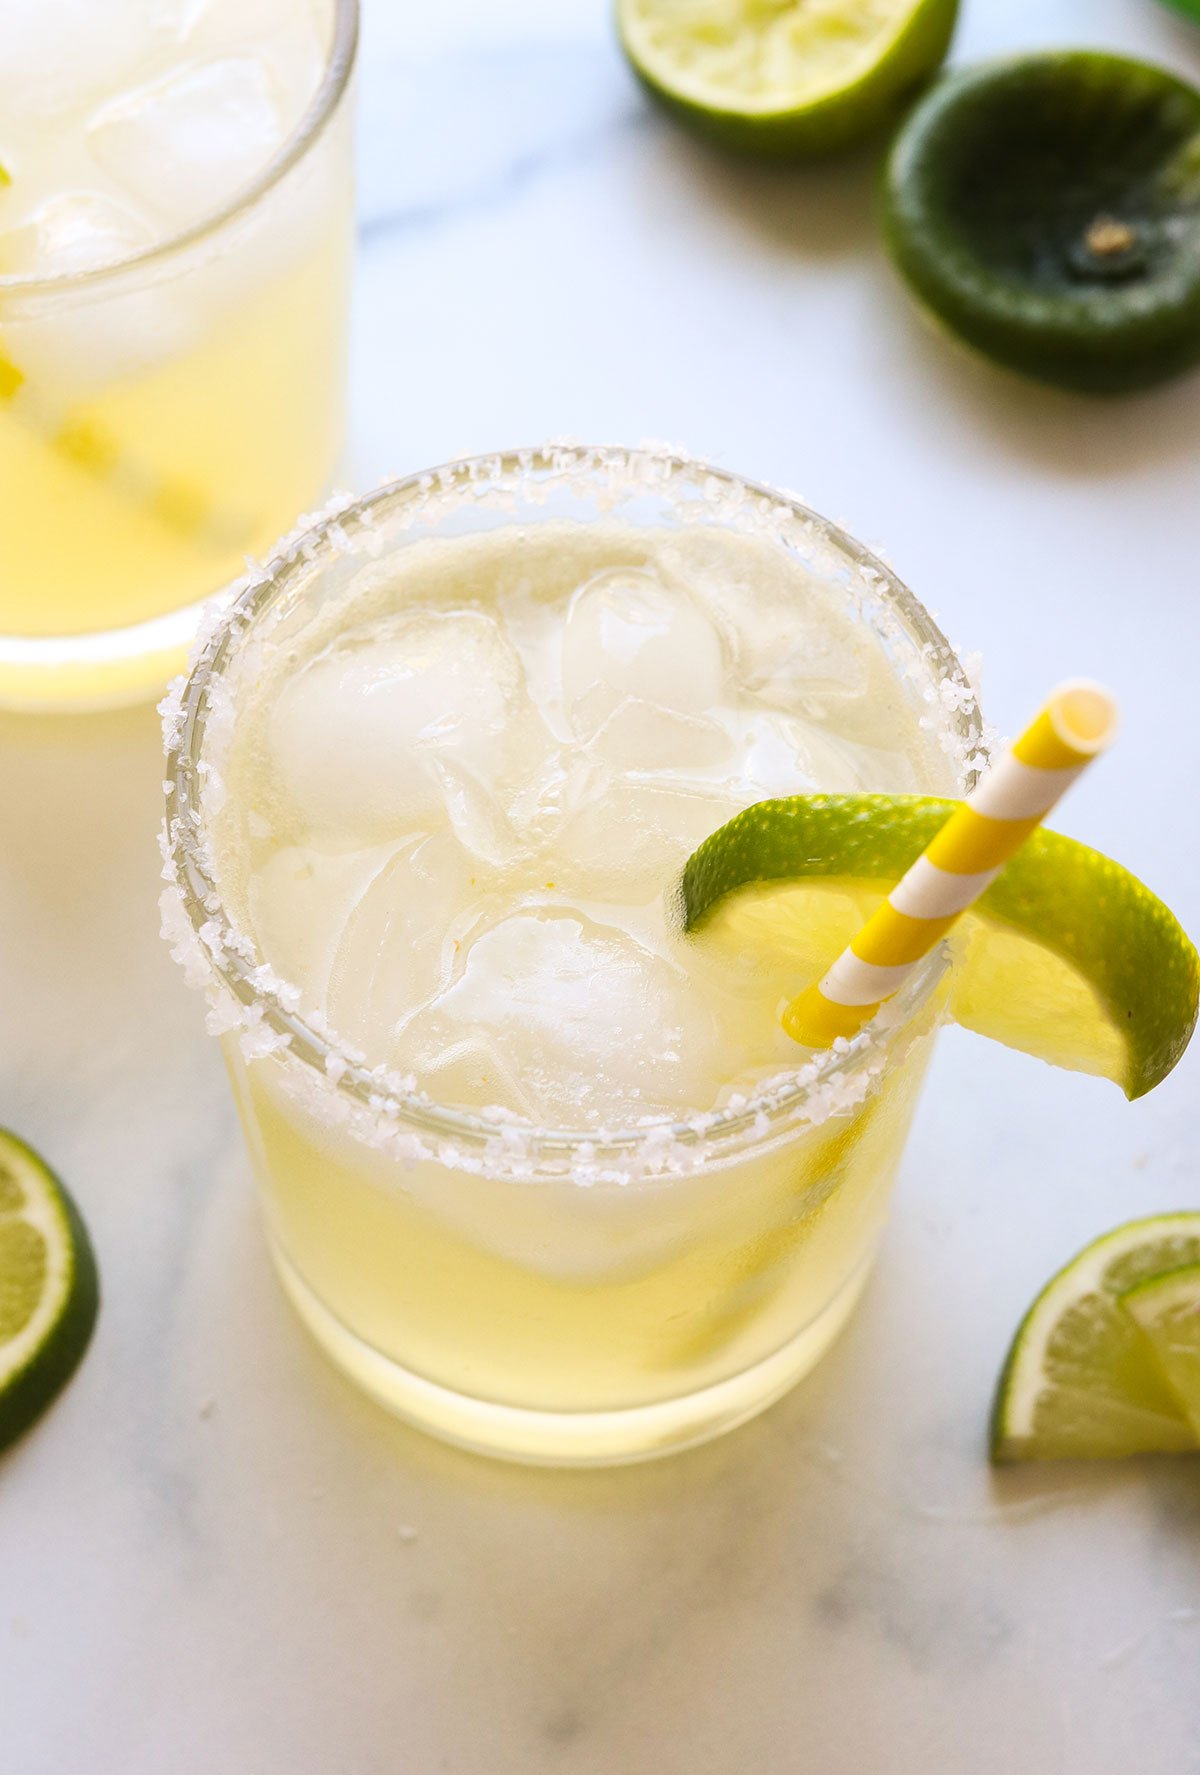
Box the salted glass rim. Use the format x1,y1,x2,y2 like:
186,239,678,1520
163,444,984,1166
0,0,359,299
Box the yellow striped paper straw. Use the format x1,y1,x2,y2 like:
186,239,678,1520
784,680,1119,1049
0,349,254,550
0,162,249,546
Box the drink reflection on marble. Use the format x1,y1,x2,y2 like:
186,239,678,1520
0,0,357,711
162,445,982,1465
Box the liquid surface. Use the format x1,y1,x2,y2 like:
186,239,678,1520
220,522,950,1128
0,0,328,276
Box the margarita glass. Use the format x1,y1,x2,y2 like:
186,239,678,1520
0,0,357,711
162,445,982,1465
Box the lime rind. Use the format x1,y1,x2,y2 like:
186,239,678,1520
991,1213,1200,1463
617,0,959,159
882,52,1200,394
681,794,1199,1100
0,1130,99,1455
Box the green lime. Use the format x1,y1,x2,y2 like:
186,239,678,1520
0,1130,99,1456
882,53,1200,394
679,795,1199,1099
1122,1263,1200,1438
991,1215,1200,1463
616,0,958,159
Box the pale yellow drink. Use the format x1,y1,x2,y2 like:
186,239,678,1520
163,448,980,1464
0,0,355,709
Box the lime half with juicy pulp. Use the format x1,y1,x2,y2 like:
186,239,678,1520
0,1130,99,1455
883,52,1200,394
991,1215,1200,1462
679,795,1199,1099
617,0,959,159
1121,1263,1200,1438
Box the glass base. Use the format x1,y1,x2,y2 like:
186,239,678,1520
271,1241,875,1467
0,592,223,712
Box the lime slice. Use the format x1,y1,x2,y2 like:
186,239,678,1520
0,1130,99,1455
616,0,959,159
990,1215,1200,1462
681,795,1199,1100
1121,1264,1200,1438
882,54,1200,395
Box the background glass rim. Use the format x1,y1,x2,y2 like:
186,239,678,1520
0,0,360,300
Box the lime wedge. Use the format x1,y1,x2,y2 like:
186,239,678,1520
680,795,1199,1099
0,1130,99,1455
616,0,959,159
1121,1263,1200,1438
990,1215,1200,1462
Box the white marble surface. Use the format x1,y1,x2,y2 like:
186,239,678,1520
4,1,1200,1769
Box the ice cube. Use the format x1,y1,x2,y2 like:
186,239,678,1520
562,567,727,737
0,189,156,277
431,757,523,869
722,708,921,799
0,0,171,127
178,0,326,128
720,708,864,800
400,910,727,1126
0,246,194,392
266,608,534,843
739,608,871,712
247,840,400,1011
554,776,743,901
586,697,734,776
325,832,483,1064
655,529,876,714
87,55,290,229
411,1032,544,1123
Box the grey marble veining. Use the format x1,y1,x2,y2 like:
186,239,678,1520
4,2,1200,1771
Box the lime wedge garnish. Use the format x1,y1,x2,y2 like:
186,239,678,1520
616,0,958,159
680,795,1199,1099
0,1130,99,1456
1121,1263,1200,1438
990,1215,1200,1462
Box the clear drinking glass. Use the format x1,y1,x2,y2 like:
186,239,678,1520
162,446,982,1466
0,0,358,711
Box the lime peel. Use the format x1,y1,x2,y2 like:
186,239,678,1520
882,52,1200,394
681,794,1199,1100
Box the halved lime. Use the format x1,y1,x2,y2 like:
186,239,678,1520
616,0,958,159
1122,1263,1200,1438
681,795,1199,1100
990,1216,1200,1462
882,53,1200,394
0,1130,99,1455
